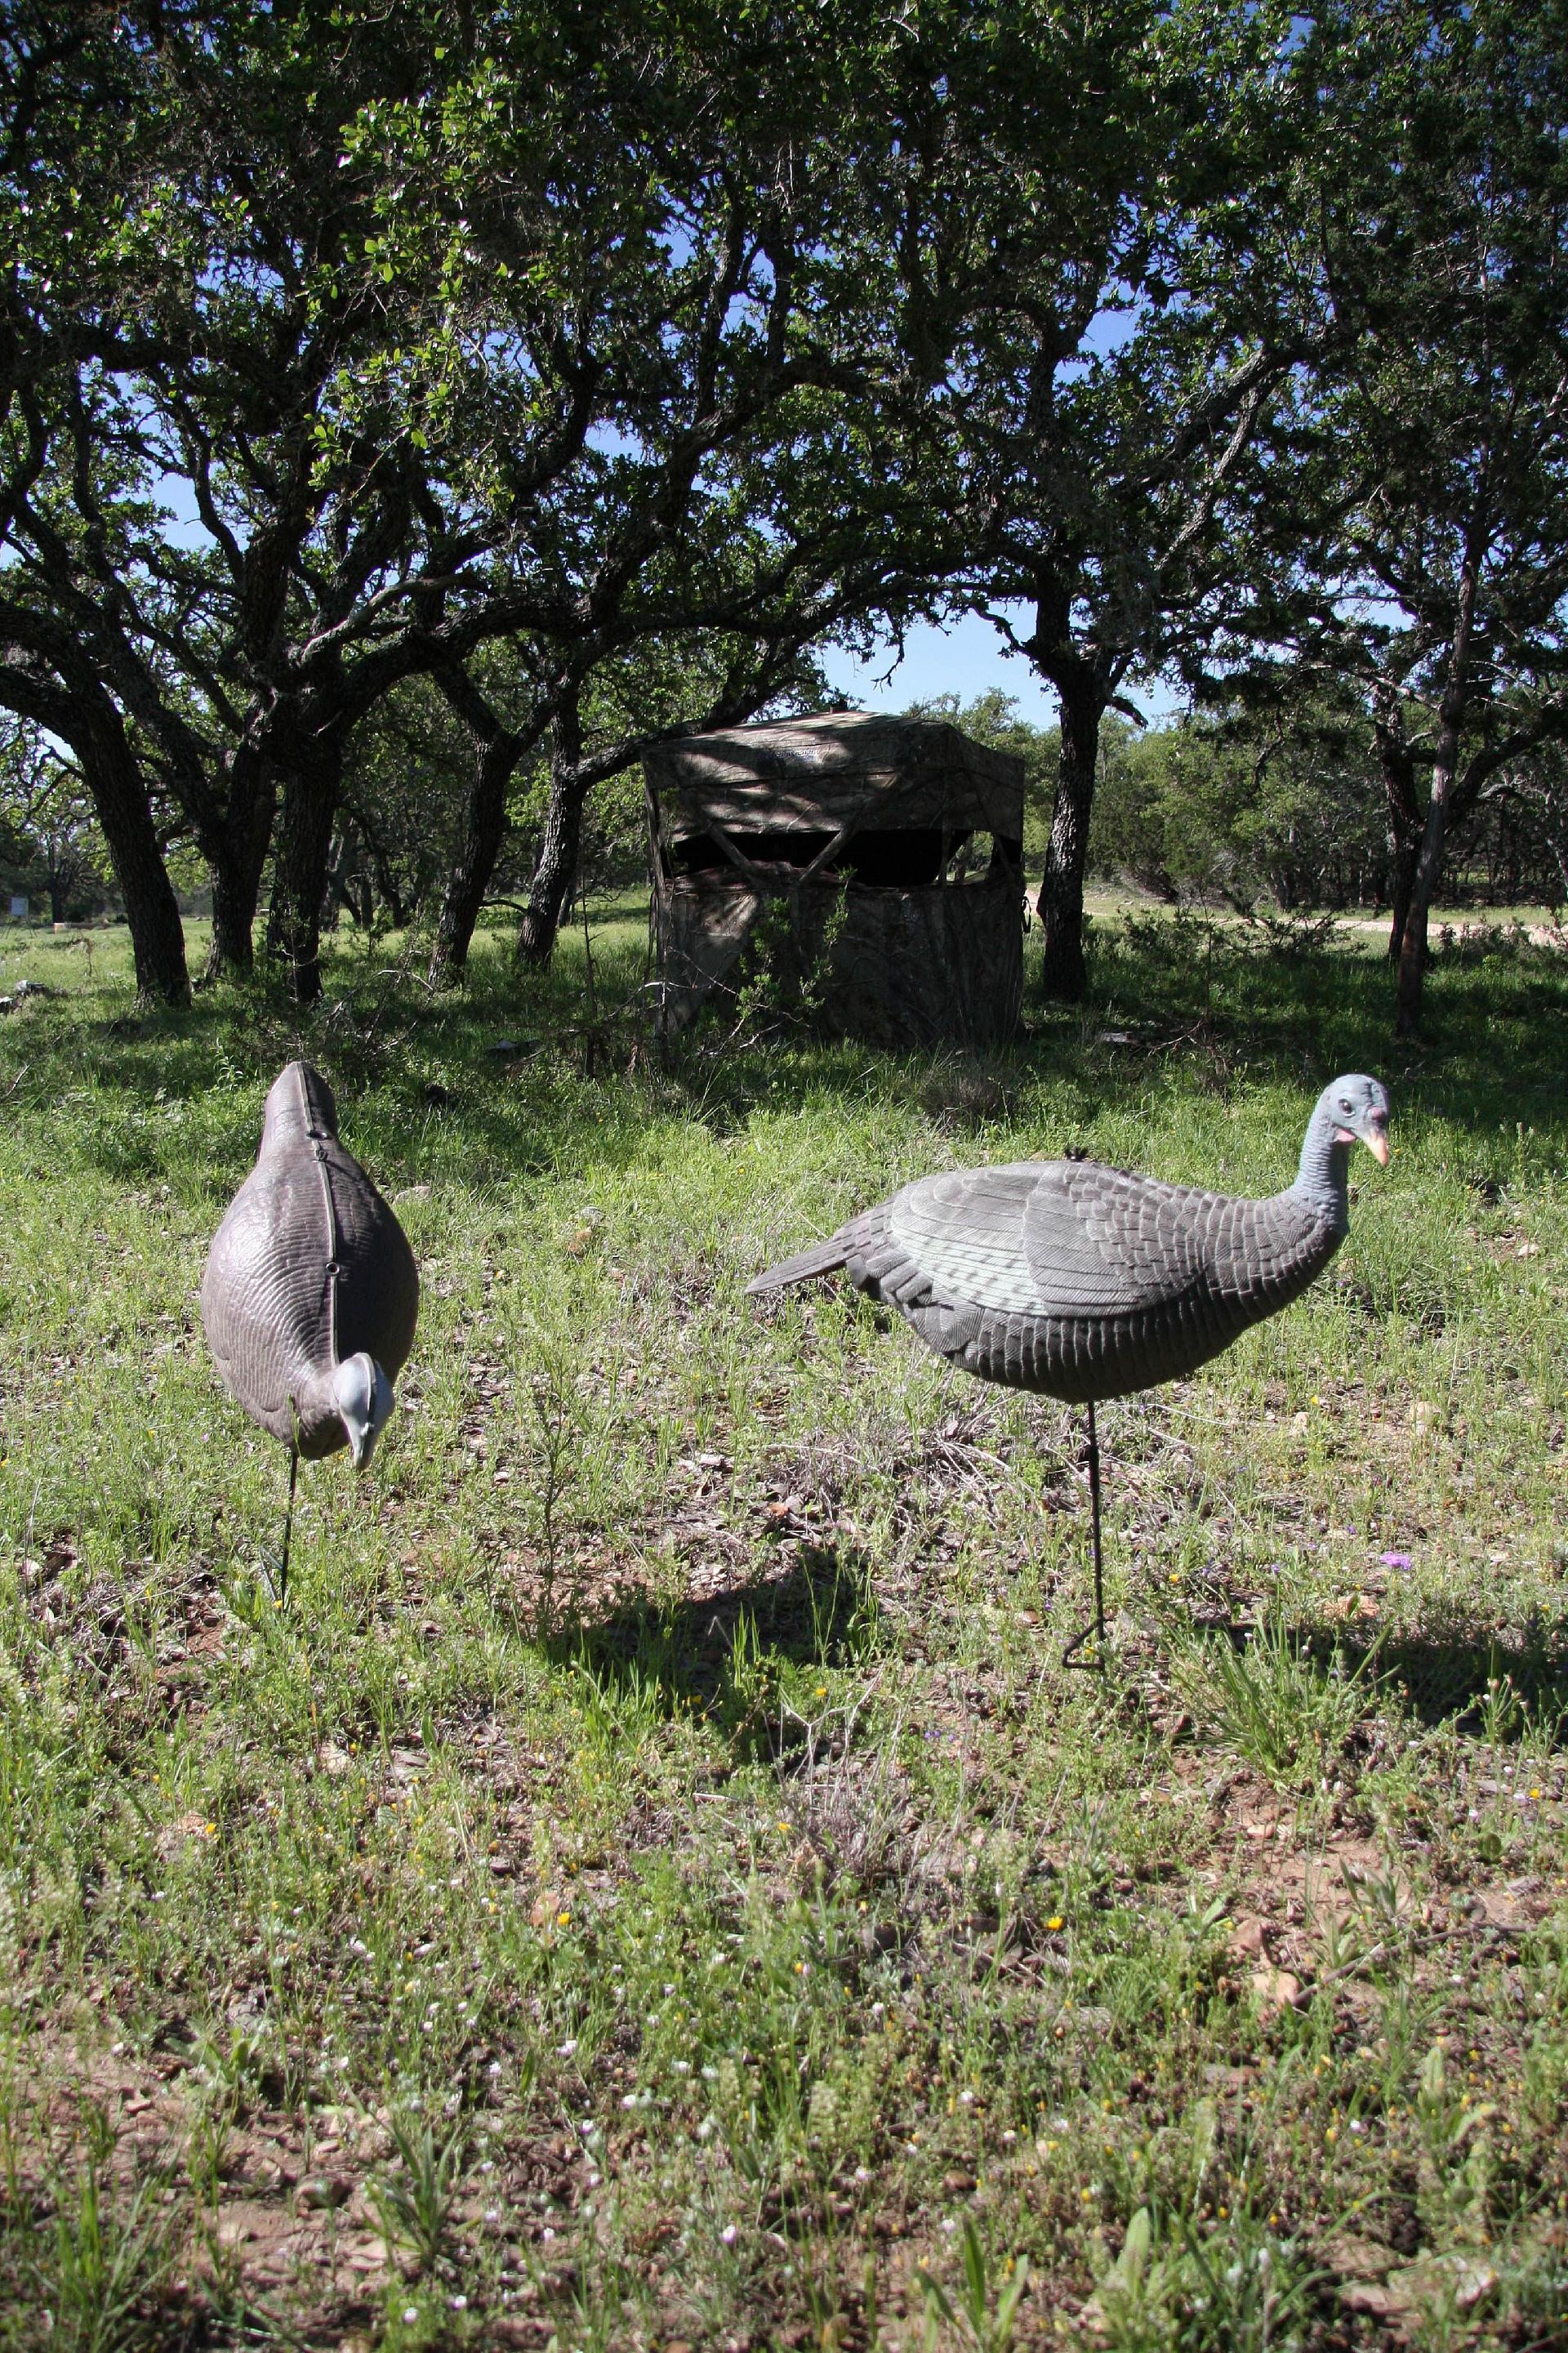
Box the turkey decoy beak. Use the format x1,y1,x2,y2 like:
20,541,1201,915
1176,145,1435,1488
1334,1122,1390,1165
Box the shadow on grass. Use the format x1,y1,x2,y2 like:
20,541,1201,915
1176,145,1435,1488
1339,1624,1568,1741
555,1543,882,1762
11,902,1568,1205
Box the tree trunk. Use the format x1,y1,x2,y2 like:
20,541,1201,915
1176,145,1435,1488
81,702,190,1006
1388,834,1417,965
1374,718,1422,964
266,734,341,1005
203,747,274,980
0,646,188,1002
1034,673,1105,1001
208,856,259,979
1395,544,1481,1039
430,710,526,987
516,699,585,969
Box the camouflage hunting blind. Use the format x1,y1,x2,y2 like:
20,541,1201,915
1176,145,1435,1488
645,711,1026,1047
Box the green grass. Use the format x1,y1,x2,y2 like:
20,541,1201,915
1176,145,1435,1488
0,902,1566,2350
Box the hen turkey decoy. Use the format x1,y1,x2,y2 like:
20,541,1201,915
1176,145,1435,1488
201,1061,420,1598
749,1074,1390,1664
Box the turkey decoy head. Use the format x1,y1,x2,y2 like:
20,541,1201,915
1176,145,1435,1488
292,1349,396,1464
1329,1074,1392,1165
332,1351,395,1468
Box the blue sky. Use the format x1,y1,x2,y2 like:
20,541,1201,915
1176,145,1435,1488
820,606,1057,721
820,605,1184,729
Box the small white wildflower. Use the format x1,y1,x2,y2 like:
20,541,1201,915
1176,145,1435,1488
721,2223,738,2244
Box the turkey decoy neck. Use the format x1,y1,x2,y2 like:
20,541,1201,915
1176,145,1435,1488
261,1061,341,1153
1290,1074,1392,1233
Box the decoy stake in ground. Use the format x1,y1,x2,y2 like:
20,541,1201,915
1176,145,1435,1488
201,1061,420,1598
750,1074,1391,1663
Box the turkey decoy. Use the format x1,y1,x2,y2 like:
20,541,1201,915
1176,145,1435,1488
201,1061,420,1599
749,1073,1390,1665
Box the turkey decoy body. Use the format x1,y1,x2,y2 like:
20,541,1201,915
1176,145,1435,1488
201,1061,420,1596
749,1074,1391,1662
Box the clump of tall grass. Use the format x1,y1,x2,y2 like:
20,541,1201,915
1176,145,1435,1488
1171,1615,1383,1789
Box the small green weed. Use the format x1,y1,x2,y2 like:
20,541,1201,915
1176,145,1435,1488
919,2217,1030,2350
1174,1615,1382,1788
368,2107,466,2277
1094,2198,1321,2353
10,2127,180,2353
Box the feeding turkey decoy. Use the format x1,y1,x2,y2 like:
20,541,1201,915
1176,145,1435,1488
201,1060,420,1598
749,1073,1390,1665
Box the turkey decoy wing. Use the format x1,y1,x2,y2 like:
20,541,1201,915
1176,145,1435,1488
331,1165,420,1375
884,1161,1209,1321
201,1161,327,1446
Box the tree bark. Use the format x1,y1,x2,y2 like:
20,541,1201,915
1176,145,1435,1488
516,698,585,969
202,746,275,979
85,706,190,1006
0,629,189,1004
208,853,261,979
1395,540,1481,1039
1035,670,1106,1001
1374,715,1423,964
429,666,531,987
265,732,342,1005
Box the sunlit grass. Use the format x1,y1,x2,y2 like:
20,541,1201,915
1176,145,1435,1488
0,903,1565,2346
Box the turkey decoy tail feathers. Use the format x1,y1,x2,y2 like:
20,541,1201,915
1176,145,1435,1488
747,1231,858,1294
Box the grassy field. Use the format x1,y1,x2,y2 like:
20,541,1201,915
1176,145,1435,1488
1,903,1566,2351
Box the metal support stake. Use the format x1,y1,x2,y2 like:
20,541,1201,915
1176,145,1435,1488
277,1444,299,1607
1061,1400,1106,1672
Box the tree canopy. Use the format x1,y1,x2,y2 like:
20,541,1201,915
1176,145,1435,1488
2,0,1564,1028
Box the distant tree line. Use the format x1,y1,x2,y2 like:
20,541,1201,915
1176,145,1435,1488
2,0,1565,1035
920,689,1568,920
